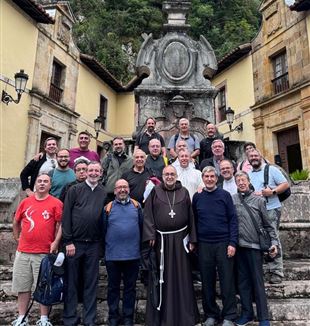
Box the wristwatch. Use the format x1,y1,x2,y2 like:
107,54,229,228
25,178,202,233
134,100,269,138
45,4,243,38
272,189,277,195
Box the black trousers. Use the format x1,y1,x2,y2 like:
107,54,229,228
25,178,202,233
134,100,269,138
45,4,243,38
198,242,237,321
237,247,269,321
63,241,100,326
106,259,140,324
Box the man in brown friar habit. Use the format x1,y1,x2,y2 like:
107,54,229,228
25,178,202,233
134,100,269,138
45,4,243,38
143,165,199,326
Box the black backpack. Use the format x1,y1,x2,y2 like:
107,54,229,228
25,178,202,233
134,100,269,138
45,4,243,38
263,164,292,202
20,254,65,324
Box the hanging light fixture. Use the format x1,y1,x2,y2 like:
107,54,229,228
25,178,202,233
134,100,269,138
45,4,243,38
2,70,29,105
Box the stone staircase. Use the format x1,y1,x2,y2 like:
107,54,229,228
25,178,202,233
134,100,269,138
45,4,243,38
0,181,309,325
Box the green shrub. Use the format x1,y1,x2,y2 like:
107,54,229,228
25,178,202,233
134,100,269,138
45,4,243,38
290,169,309,181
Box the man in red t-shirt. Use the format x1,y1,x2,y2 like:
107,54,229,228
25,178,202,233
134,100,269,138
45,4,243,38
12,173,63,326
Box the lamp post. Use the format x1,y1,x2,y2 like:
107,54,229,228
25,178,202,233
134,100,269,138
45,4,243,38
94,116,102,139
2,70,29,105
225,107,243,132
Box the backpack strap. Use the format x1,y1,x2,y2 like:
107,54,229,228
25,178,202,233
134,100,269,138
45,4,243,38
163,156,168,166
240,160,244,170
130,198,140,208
105,201,114,215
263,164,269,188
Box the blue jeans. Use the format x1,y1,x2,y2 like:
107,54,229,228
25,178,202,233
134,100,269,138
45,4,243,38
106,259,140,324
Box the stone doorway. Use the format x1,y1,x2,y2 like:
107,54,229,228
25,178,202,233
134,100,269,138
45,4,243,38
276,126,302,173
39,131,61,152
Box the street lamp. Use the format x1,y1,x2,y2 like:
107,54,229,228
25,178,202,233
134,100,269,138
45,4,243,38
225,107,243,133
94,116,102,139
2,70,29,105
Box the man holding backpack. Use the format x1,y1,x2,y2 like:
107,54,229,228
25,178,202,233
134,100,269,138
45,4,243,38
248,149,290,284
11,173,63,326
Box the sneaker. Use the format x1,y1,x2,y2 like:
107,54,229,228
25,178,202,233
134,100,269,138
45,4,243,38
35,320,53,326
235,316,253,326
269,274,282,284
259,321,270,326
203,317,216,326
222,320,234,326
12,318,28,326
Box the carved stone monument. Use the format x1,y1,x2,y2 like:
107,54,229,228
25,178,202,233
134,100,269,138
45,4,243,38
135,0,218,139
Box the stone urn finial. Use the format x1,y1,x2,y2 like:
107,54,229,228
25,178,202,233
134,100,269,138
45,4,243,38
162,1,191,32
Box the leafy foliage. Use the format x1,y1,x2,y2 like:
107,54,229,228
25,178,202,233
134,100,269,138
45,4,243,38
67,0,261,83
290,169,309,181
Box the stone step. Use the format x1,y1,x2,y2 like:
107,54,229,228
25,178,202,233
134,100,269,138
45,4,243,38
280,223,310,259
1,222,309,265
1,258,309,282
1,298,309,325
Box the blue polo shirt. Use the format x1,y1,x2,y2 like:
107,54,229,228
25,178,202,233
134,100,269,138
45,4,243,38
248,164,286,210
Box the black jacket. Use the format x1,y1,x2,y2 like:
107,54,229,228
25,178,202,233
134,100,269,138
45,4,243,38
20,154,47,190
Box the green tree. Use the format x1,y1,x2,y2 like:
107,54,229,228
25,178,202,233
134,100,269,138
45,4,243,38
66,0,261,83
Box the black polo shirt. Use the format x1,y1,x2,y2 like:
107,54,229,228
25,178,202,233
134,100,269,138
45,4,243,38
135,131,165,154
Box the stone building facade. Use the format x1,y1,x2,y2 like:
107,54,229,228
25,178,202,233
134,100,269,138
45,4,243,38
251,0,310,172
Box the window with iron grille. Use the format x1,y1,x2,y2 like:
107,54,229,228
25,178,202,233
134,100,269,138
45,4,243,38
217,87,226,123
272,52,289,94
99,95,108,130
49,60,64,102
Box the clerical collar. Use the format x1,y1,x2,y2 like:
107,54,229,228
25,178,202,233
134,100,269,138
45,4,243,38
180,134,190,139
115,197,130,205
86,179,98,191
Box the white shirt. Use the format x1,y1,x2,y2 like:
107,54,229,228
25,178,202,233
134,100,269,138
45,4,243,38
222,177,238,195
175,165,204,200
39,155,57,174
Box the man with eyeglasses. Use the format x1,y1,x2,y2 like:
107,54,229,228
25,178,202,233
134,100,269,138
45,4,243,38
143,165,199,326
48,149,75,199
69,131,100,168
103,179,143,326
20,137,58,197
59,159,89,202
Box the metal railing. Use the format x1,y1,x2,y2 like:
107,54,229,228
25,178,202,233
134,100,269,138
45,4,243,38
272,72,289,94
49,83,63,102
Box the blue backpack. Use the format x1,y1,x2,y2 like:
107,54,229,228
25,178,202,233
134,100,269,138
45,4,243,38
20,254,65,324
33,254,64,306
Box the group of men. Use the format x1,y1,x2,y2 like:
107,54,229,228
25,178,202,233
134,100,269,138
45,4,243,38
12,117,289,326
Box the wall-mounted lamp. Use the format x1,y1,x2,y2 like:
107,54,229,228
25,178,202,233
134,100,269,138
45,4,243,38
225,107,243,133
2,70,29,105
88,116,103,139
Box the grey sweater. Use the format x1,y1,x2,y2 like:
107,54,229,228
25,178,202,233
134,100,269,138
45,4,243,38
232,191,278,250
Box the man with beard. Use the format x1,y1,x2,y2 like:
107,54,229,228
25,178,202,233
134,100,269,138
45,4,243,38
143,165,199,326
248,149,289,284
49,149,75,199
219,159,238,196
174,149,203,200
145,139,168,179
59,159,88,202
199,123,224,162
121,150,153,205
103,179,143,326
20,137,58,197
62,162,107,326
102,137,133,202
134,117,166,156
69,131,100,168
192,166,238,326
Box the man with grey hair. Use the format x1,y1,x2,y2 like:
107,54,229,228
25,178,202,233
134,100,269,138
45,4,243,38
192,166,238,326
168,118,200,160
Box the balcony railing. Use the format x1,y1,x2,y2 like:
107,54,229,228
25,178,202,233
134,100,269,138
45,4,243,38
49,83,63,102
272,72,289,94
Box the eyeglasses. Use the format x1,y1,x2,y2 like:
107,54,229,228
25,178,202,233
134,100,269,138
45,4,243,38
57,156,69,159
163,173,176,177
76,167,87,172
115,185,129,189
